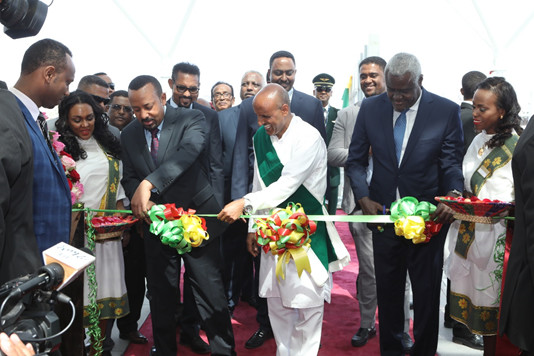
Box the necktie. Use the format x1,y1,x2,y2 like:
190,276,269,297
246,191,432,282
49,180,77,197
37,113,55,154
394,110,407,163
150,128,159,164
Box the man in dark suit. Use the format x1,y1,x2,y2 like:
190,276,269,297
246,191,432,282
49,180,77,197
346,53,464,356
166,62,224,353
122,75,234,356
499,115,534,354
218,71,265,316
0,89,41,284
230,50,327,349
313,73,340,215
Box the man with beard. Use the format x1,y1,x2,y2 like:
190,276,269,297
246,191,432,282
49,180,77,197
122,75,234,356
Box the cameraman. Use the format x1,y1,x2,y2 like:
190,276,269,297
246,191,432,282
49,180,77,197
0,333,35,356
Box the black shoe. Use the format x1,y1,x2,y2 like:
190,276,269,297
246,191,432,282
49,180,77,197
351,327,376,347
245,328,273,349
180,334,211,354
241,296,258,308
452,334,484,350
119,330,148,344
401,332,414,354
150,346,157,356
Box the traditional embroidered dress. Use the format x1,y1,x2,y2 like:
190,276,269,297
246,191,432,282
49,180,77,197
245,116,349,355
76,136,129,326
446,131,517,335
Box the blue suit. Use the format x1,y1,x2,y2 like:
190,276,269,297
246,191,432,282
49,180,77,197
346,89,463,355
231,89,326,200
17,99,71,254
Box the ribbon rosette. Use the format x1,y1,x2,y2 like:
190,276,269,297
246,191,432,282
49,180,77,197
391,197,442,244
148,204,209,254
253,202,316,281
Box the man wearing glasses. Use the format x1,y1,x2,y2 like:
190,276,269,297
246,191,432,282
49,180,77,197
166,62,225,354
95,72,115,95
211,81,235,112
313,73,340,216
108,90,134,131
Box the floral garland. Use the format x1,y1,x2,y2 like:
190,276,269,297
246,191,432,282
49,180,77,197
253,202,316,281
49,130,84,207
148,204,209,254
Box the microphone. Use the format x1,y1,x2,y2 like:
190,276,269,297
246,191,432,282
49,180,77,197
7,263,64,299
41,243,95,290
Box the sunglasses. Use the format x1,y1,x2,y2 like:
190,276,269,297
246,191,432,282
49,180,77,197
315,86,332,93
92,94,110,105
108,82,115,90
174,84,199,94
110,104,133,113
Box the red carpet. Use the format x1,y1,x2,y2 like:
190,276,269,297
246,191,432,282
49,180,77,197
125,213,382,355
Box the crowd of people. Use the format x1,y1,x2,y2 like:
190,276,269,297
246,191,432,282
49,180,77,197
1,37,534,356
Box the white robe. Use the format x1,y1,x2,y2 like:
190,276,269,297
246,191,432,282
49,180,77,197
245,116,350,308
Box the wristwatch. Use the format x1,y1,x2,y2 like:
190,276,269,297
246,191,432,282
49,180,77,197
243,198,253,215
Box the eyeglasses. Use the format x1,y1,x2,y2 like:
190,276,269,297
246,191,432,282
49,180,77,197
213,92,233,100
241,81,262,89
315,86,332,93
92,94,110,105
108,83,115,90
110,104,133,113
174,84,199,94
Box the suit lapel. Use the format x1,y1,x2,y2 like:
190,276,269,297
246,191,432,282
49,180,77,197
401,89,431,167
16,99,63,171
376,94,397,165
158,106,180,165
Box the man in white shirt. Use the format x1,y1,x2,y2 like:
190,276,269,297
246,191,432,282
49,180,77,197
218,83,349,356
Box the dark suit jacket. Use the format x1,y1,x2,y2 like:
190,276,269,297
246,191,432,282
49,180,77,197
0,90,41,283
17,98,71,254
499,117,534,352
326,106,340,187
218,105,241,203
346,89,463,207
231,89,327,199
460,101,475,154
166,100,224,207
121,105,226,240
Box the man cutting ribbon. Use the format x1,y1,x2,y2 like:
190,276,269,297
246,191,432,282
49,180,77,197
218,83,350,356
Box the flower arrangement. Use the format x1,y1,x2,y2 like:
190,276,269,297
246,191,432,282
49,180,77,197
50,130,84,206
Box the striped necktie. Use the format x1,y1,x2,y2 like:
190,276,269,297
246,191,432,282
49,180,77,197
37,113,55,154
150,128,159,164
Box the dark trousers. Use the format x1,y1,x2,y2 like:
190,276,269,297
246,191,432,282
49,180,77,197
373,225,446,356
117,227,146,334
145,231,235,356
221,220,253,309
253,253,271,331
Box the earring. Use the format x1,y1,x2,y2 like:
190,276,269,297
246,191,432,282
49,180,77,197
500,115,504,119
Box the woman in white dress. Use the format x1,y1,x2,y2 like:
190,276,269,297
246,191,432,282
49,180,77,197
56,90,129,354
446,77,522,356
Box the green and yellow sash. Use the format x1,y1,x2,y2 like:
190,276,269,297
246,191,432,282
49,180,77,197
253,126,339,270
454,135,517,258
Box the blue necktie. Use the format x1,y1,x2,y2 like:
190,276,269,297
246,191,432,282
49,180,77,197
394,110,407,163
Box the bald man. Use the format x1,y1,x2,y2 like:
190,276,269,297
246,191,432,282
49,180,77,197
218,84,349,356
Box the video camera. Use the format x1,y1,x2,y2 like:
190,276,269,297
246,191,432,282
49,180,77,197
0,263,73,355
0,0,48,39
